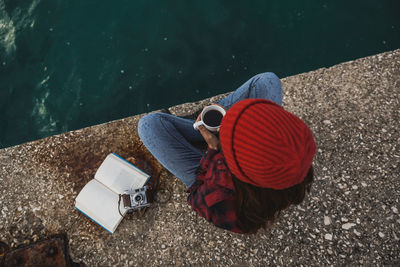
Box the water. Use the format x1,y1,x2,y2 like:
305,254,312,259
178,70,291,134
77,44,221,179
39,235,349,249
0,0,399,149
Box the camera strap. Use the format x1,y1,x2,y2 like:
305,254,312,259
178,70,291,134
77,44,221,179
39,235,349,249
118,194,124,217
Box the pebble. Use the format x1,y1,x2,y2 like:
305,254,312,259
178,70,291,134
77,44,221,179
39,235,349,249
393,232,399,241
323,120,331,125
324,216,331,225
324,234,333,240
378,232,385,238
342,223,356,230
391,207,398,214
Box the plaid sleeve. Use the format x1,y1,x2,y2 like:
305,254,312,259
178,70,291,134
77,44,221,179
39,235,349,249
188,157,242,233
187,149,242,233
198,148,219,173
188,185,241,233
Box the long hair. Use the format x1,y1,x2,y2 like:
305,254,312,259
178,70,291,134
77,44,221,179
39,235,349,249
232,166,314,234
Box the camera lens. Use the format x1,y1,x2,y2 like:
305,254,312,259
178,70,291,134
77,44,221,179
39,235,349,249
135,194,143,202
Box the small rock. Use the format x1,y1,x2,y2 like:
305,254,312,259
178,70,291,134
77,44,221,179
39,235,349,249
392,207,398,214
353,229,361,236
378,232,385,238
393,232,399,241
325,234,333,240
323,120,331,125
342,223,356,230
324,216,331,225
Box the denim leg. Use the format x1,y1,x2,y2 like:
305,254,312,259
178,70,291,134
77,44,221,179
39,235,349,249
138,113,204,188
218,72,283,109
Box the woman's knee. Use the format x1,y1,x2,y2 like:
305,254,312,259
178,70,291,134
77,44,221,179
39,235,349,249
253,72,281,86
252,72,283,105
138,113,163,141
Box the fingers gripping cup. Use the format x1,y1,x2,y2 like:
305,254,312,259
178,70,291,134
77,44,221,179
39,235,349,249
193,104,226,132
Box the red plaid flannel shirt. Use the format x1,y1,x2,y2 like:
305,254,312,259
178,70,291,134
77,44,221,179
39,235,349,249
187,148,242,233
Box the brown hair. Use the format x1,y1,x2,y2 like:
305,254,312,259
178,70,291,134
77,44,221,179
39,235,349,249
232,166,314,234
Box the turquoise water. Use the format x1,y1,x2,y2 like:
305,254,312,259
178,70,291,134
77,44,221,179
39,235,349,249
0,0,399,149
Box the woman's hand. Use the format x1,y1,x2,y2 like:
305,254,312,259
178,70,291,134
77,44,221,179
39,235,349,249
195,113,220,151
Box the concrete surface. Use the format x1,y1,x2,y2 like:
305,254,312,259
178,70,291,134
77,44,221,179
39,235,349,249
1,49,399,266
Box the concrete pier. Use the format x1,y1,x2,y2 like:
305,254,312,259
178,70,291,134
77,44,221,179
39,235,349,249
1,50,399,265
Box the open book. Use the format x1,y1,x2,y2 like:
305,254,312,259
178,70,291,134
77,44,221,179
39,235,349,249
75,153,150,234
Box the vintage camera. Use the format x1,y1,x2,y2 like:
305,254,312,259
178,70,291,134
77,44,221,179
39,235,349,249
122,186,150,210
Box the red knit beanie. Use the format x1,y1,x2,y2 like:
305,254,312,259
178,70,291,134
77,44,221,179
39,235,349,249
220,99,316,189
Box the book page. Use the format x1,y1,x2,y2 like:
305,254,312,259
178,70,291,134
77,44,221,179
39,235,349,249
94,153,150,194
75,179,127,234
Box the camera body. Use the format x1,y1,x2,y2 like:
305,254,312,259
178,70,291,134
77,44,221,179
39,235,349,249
122,186,150,210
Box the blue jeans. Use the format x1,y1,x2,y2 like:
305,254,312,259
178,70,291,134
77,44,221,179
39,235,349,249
138,72,282,188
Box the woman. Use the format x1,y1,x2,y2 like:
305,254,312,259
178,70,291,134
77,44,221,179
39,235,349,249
138,73,316,234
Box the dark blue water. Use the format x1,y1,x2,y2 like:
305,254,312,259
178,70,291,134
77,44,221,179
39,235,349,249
1,0,399,148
